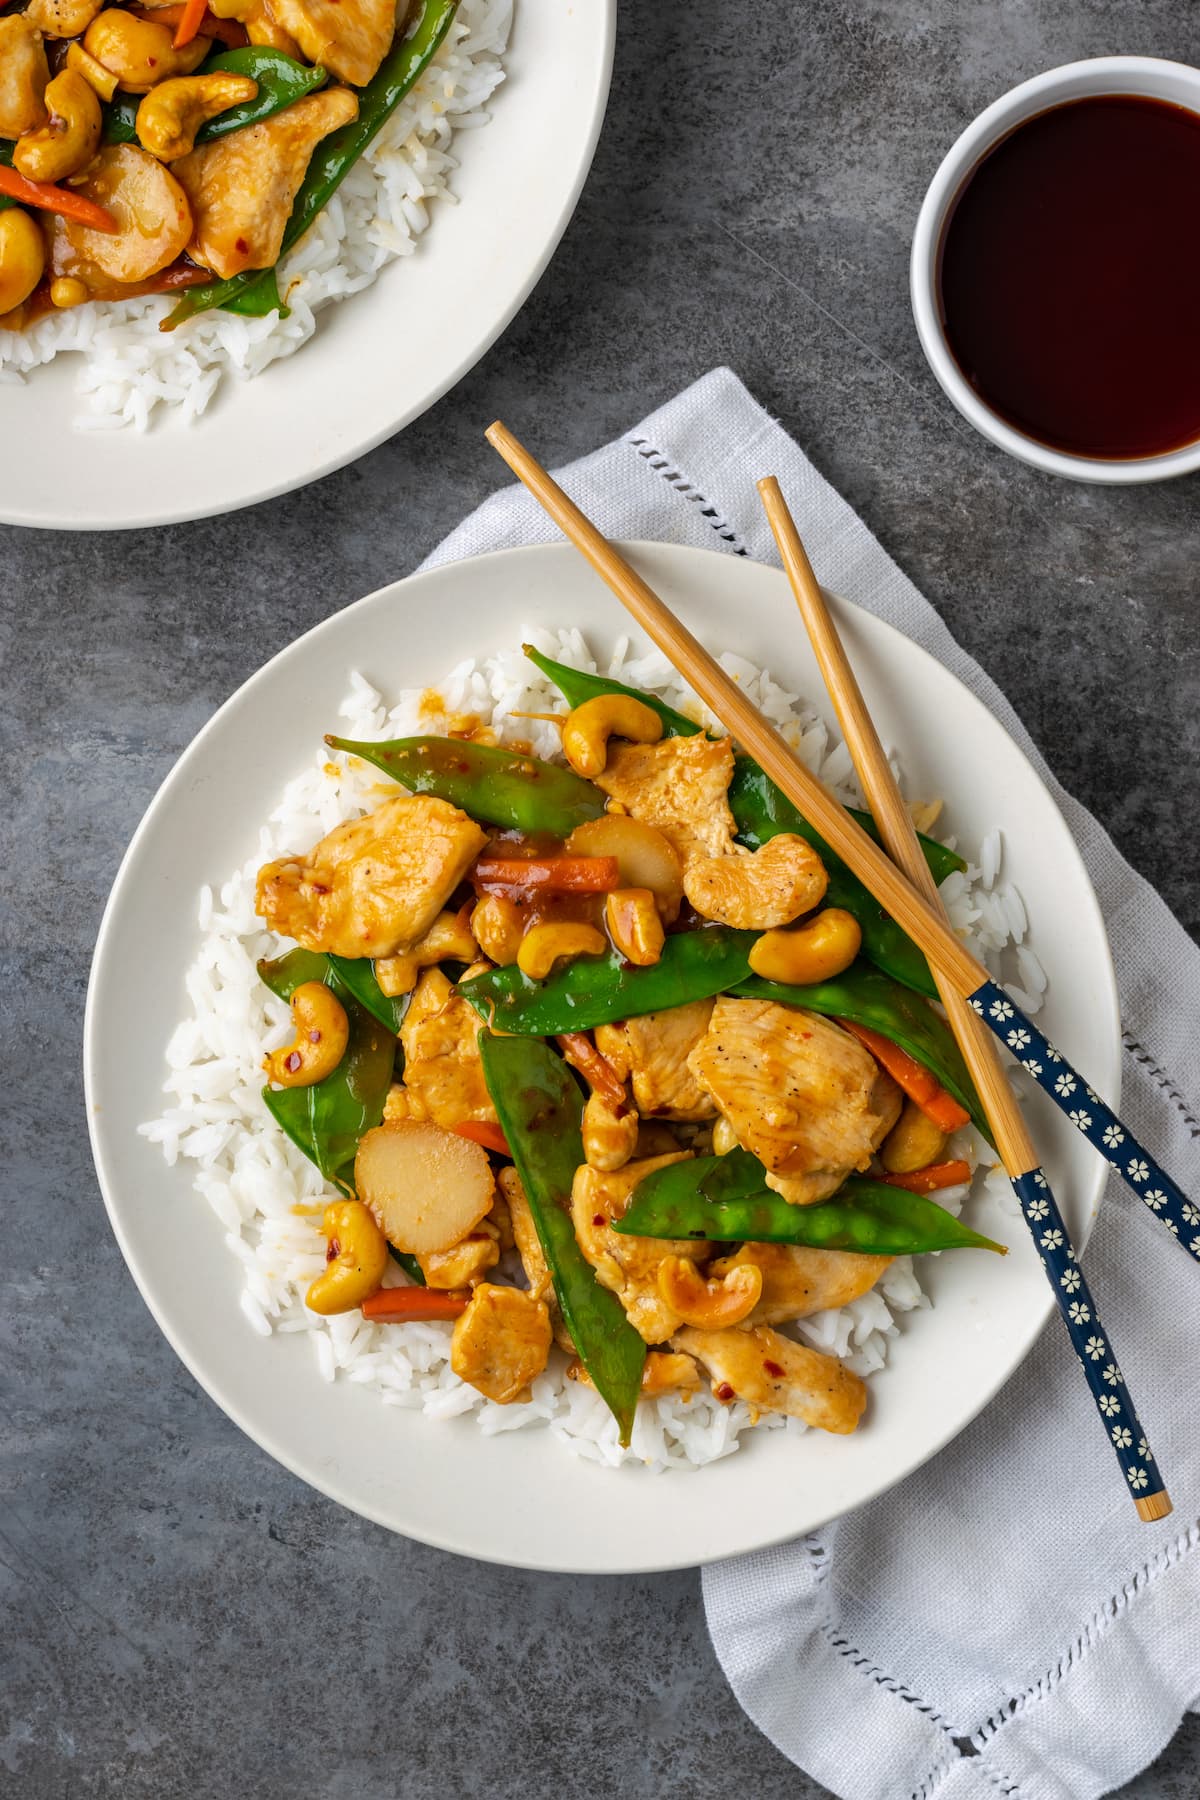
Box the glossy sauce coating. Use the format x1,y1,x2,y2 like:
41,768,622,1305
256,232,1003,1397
938,95,1200,459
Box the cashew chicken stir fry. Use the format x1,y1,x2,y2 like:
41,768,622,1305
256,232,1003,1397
254,644,1004,1448
0,0,455,330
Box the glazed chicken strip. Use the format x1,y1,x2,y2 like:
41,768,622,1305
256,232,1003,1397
386,967,498,1130
594,1000,717,1121
594,735,737,868
270,0,398,87
709,1243,892,1328
688,998,902,1204
571,1153,710,1344
674,1324,867,1434
256,792,486,959
174,87,359,279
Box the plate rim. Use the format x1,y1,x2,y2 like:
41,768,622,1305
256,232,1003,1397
84,540,1121,1570
1,2,617,532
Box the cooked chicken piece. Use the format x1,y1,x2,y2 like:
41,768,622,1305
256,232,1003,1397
26,0,105,39
417,1228,499,1290
684,834,828,930
595,1001,717,1121
270,0,397,86
450,1283,552,1405
710,1242,891,1327
499,1166,572,1351
568,1350,702,1398
595,735,736,869
674,1324,867,1434
688,998,902,1203
256,792,486,960
174,87,358,279
0,17,50,140
395,968,496,1131
571,1154,711,1345
208,0,302,55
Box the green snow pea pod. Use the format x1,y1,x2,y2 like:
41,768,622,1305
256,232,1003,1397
163,0,460,325
460,927,758,1037
523,644,699,737
104,47,329,147
325,734,606,837
0,143,12,213
615,1150,1005,1256
479,1032,646,1443
258,949,422,1279
257,949,397,1190
460,934,988,1143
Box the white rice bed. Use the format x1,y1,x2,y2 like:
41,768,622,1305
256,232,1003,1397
140,631,1042,1471
0,0,509,429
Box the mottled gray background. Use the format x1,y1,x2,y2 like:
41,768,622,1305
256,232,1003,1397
3,0,1198,1794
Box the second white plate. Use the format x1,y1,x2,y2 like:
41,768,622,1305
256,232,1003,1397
0,2,614,530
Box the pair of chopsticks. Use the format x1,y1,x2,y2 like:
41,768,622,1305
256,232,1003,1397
485,419,1179,1522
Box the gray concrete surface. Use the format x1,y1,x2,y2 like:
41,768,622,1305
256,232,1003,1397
2,1,1198,1794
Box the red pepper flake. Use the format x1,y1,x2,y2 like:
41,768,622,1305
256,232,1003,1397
325,1238,340,1263
592,1213,605,1228
235,236,249,255
714,1382,735,1402
763,1359,784,1379
285,1051,302,1073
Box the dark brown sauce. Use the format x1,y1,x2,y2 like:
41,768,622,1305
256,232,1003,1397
937,94,1200,459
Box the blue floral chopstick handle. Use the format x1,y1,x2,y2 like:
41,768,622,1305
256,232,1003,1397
1012,1169,1167,1506
971,980,1200,1262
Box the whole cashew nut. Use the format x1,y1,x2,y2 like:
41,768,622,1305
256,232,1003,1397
135,71,258,161
747,905,862,985
262,980,350,1087
683,833,829,931
656,1255,763,1329
0,210,46,318
13,69,101,185
516,921,607,980
305,1200,389,1315
375,907,478,998
470,893,525,966
83,11,210,94
562,694,664,779
582,1090,639,1173
604,886,664,966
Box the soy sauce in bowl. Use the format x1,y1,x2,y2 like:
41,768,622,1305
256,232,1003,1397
937,95,1200,460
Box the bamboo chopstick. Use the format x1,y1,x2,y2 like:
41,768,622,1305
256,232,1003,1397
757,476,1170,1523
485,418,1200,1264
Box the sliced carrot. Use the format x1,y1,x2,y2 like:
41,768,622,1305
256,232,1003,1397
361,1287,469,1323
0,166,116,233
172,0,210,47
836,1018,971,1134
473,855,620,893
556,1032,627,1110
127,3,247,44
879,1160,972,1195
453,1120,511,1157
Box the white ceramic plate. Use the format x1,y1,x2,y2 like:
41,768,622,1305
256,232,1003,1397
0,3,614,531
85,543,1119,1573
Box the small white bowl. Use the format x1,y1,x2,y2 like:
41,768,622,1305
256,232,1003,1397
910,56,1200,483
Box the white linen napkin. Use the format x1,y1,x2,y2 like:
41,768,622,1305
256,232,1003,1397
422,366,1200,1800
